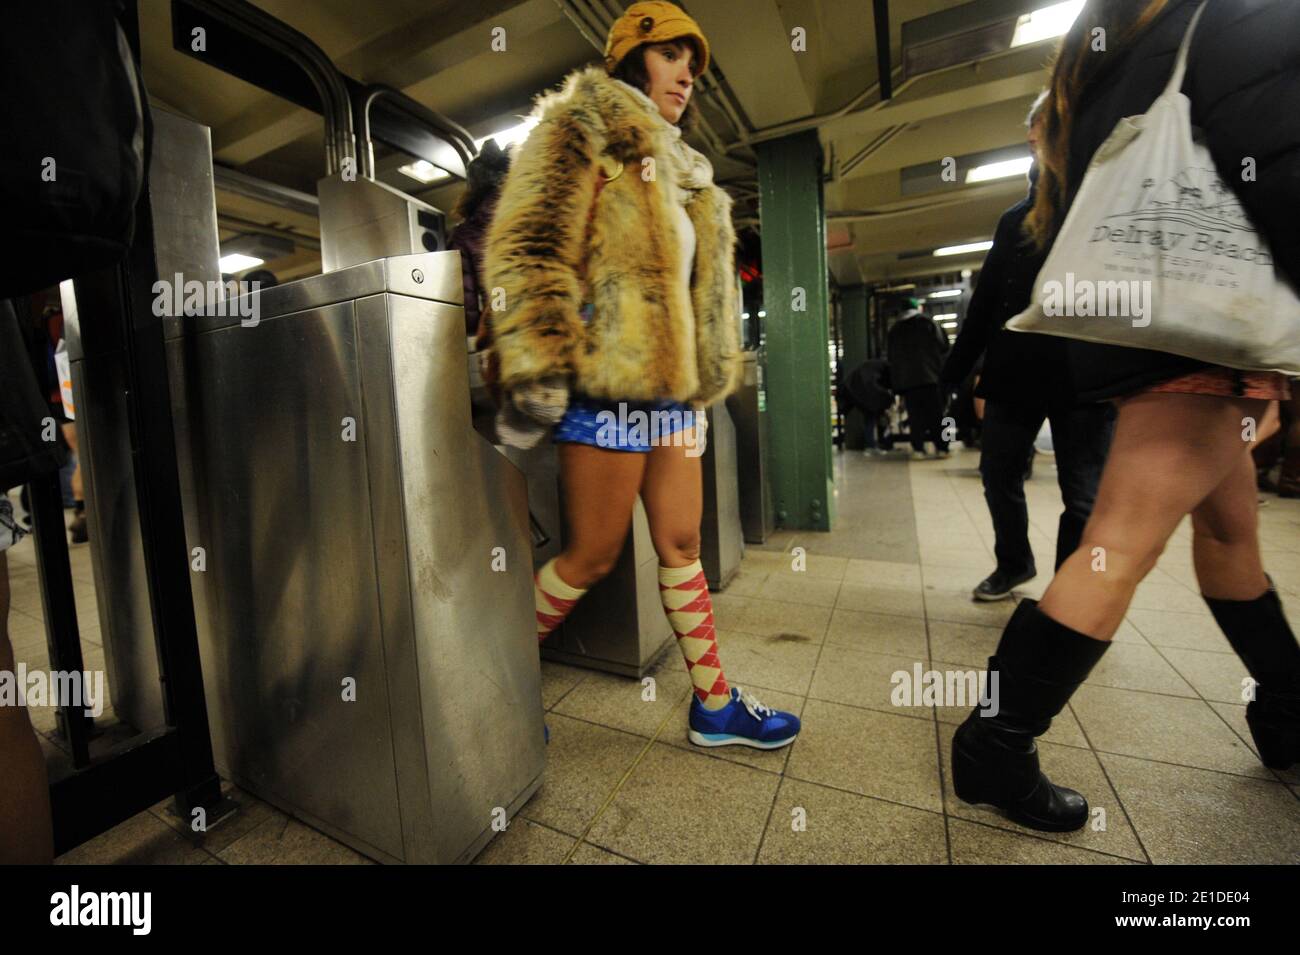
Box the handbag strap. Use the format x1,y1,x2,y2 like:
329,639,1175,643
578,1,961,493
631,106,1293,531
1161,1,1210,99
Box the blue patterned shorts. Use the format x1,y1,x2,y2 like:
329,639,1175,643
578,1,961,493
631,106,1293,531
553,395,699,453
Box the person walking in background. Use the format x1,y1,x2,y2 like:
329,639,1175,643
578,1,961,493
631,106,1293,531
942,93,1115,602
951,0,1300,833
887,299,950,459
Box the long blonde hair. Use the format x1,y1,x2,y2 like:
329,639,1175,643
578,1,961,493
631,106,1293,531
1025,0,1174,249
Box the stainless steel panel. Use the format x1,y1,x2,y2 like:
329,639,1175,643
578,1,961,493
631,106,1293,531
384,294,543,862
61,107,223,732
181,300,404,859
318,176,445,273
727,351,774,544
700,404,743,590
173,252,541,862
175,251,463,339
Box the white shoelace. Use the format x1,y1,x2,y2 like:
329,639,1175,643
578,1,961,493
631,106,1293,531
736,687,774,721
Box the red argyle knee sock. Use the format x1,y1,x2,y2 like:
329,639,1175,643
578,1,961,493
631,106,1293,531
658,560,731,710
535,558,586,643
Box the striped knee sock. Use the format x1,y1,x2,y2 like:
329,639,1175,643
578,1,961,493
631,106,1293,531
536,558,586,643
658,560,731,710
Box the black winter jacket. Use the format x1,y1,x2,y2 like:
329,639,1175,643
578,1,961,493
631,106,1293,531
1055,0,1300,402
941,179,1073,405
887,310,950,392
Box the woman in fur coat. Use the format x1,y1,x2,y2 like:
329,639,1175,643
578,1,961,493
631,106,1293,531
484,1,799,749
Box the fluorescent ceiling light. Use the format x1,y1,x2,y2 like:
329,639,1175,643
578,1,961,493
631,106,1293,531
476,117,539,152
757,310,767,317
928,289,963,299
742,312,751,319
878,283,916,292
398,160,452,185
933,313,958,321
219,253,264,273
935,241,993,257
966,155,1033,183
1010,0,1085,48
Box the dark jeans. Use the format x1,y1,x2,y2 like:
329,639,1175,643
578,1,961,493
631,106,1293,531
901,385,947,453
979,399,1116,575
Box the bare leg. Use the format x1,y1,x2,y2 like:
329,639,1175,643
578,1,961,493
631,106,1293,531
0,551,54,863
640,426,703,567
553,442,647,589
1192,446,1270,600
1039,392,1269,640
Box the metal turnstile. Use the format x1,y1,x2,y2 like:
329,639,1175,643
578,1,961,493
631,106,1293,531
727,351,775,544
699,404,743,589
70,108,543,864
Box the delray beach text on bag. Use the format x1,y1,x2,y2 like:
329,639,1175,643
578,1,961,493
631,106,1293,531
1041,272,1152,327
1089,222,1274,264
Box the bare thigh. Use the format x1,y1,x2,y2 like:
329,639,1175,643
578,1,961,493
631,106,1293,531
556,442,646,587
641,425,704,567
1190,441,1267,599
1040,392,1268,638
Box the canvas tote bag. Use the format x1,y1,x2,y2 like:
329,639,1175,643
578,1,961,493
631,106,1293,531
1006,2,1300,374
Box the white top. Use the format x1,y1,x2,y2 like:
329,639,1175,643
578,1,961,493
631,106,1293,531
672,195,696,348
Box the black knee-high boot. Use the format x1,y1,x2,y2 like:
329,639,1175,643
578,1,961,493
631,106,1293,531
1204,581,1300,770
952,598,1110,832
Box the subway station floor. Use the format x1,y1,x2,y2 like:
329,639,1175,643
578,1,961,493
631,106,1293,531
7,445,1299,864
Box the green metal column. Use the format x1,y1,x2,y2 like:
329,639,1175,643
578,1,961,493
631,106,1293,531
840,284,869,450
756,130,833,531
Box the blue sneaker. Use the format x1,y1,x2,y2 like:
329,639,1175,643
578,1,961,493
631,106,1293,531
688,687,801,750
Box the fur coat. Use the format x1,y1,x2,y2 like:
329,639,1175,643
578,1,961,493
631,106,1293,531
483,64,741,407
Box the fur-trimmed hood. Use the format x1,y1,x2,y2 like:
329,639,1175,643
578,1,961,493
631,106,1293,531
483,64,742,407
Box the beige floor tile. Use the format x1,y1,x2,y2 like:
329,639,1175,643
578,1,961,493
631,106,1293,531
740,550,847,580
216,813,372,864
938,735,1148,861
1071,684,1272,779
1208,702,1300,785
709,592,832,642
757,572,844,607
842,559,923,589
786,699,943,813
1129,581,1210,615
1083,644,1198,698
1159,647,1251,705
539,659,589,710
1126,608,1229,653
702,628,820,696
948,819,1136,864
927,621,1001,669
825,608,928,657
809,644,932,717
519,714,650,837
56,809,214,865
836,581,926,618
922,588,1019,628
1099,752,1300,864
585,742,779,864
552,666,692,739
567,842,638,864
757,777,947,864
474,818,575,864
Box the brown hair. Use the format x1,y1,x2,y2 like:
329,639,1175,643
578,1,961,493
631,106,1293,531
610,39,701,135
1025,0,1172,249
